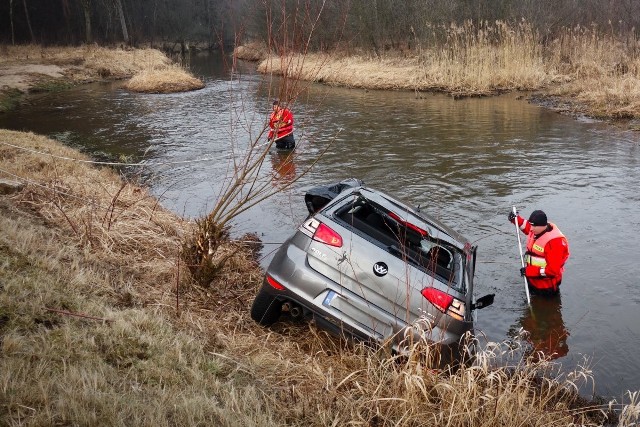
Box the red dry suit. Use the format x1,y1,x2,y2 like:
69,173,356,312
268,107,294,141
515,216,570,293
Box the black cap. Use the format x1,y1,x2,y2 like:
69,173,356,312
528,210,547,226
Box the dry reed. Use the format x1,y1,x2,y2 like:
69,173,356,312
257,21,550,95
125,66,205,93
0,44,172,82
0,44,203,98
234,40,269,61
257,21,640,118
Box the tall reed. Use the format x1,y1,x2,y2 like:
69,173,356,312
425,20,548,94
257,20,640,118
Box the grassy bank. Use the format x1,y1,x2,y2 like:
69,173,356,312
1,129,639,425
0,45,203,111
248,21,640,121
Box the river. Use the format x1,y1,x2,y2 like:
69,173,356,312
2,52,639,400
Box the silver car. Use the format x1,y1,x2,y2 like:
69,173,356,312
251,179,494,352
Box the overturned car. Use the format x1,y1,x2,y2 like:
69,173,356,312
250,179,494,352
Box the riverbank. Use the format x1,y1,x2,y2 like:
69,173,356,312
255,52,639,126
0,45,203,111
2,129,638,425
238,22,640,127
3,41,638,127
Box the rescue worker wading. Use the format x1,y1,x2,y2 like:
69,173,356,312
508,209,570,296
268,99,295,150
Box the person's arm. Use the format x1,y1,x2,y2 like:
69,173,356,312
268,112,277,139
541,238,569,278
523,238,568,277
509,213,531,235
283,109,293,126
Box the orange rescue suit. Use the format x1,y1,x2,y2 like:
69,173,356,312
268,108,294,141
516,217,570,292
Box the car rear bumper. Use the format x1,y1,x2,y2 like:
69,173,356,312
263,233,470,347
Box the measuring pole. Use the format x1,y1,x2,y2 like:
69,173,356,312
513,206,531,305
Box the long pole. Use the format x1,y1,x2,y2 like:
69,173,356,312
513,206,531,305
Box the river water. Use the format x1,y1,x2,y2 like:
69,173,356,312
2,53,639,400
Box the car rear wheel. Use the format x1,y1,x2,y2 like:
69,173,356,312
250,288,282,325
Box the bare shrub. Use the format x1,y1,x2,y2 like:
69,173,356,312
181,2,334,287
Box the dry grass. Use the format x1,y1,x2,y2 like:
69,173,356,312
256,21,640,118
423,21,549,95
542,26,640,119
0,44,172,82
1,129,638,426
257,21,550,95
259,53,424,90
124,66,205,93
234,40,269,61
0,44,203,103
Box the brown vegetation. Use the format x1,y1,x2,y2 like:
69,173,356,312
0,44,171,84
248,21,640,121
233,40,269,62
2,129,639,425
124,66,205,93
0,45,202,110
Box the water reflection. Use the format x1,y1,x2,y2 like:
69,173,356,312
512,295,569,361
270,150,297,185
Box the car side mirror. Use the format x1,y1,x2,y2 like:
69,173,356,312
472,293,495,310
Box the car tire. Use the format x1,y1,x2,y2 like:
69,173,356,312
250,288,282,325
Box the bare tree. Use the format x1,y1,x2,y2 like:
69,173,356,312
22,0,35,42
9,0,15,44
79,0,92,43
182,0,337,285
114,0,129,44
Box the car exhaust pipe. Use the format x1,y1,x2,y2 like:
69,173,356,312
290,305,303,319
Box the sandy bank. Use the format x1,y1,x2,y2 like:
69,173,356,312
0,45,203,111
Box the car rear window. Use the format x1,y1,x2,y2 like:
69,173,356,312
333,197,461,288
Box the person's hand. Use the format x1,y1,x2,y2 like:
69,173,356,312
508,211,518,223
520,266,526,276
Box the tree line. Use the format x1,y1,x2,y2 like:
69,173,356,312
1,0,242,48
2,0,639,51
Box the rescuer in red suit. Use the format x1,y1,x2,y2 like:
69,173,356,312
508,209,570,296
268,99,295,150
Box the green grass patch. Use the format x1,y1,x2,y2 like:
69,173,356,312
29,77,75,93
0,88,23,113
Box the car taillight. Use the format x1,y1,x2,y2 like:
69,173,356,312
421,287,466,321
421,287,453,312
313,223,343,247
266,275,286,290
